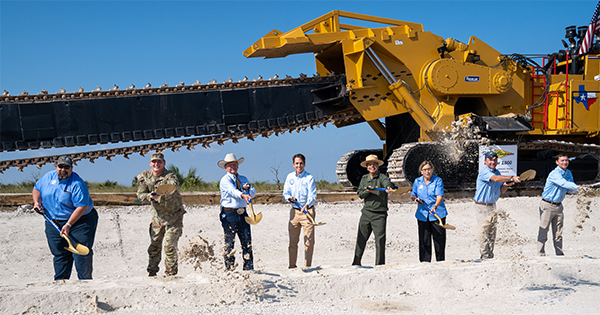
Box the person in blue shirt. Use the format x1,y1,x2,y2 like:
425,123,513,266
282,153,317,268
538,153,581,256
32,155,98,280
218,153,257,271
410,161,447,262
474,151,520,259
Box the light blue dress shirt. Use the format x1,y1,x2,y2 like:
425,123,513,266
474,166,505,204
541,166,578,203
219,172,257,209
411,174,447,221
282,170,317,208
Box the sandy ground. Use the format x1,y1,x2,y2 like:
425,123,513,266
1,193,600,314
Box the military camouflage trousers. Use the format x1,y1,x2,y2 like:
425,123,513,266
147,214,183,276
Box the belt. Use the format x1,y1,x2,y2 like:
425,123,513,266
474,201,494,206
50,208,96,225
542,199,562,206
222,207,245,212
293,206,314,210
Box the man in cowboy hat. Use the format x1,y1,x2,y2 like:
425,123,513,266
218,153,257,271
352,154,393,266
282,153,317,269
136,152,185,276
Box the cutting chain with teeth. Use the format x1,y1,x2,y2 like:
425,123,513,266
1,74,331,103
1,75,361,173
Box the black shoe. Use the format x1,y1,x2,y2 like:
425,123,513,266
148,271,157,277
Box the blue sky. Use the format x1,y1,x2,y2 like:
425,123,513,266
1,0,597,185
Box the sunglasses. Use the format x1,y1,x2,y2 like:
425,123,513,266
57,164,71,170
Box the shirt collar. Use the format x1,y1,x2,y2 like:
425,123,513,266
555,166,568,175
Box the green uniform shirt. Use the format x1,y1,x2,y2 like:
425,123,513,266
357,172,393,213
137,169,185,226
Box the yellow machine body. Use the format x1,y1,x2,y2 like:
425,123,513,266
245,10,600,144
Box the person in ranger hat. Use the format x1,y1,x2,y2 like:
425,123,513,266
352,154,393,266
218,153,257,271
32,155,98,280
136,152,185,276
474,150,521,259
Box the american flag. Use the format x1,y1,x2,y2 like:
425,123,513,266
579,0,600,55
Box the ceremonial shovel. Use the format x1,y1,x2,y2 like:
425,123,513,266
293,201,325,226
155,184,177,195
366,186,412,194
518,169,536,181
34,207,90,255
244,189,262,225
416,199,456,230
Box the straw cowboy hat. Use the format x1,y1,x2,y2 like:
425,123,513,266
360,154,384,168
217,153,245,169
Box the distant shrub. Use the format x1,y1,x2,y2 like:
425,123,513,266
316,180,344,191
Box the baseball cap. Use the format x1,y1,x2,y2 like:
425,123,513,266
55,155,73,167
150,152,165,161
484,151,498,159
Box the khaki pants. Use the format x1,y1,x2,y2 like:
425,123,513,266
475,203,497,259
537,200,564,256
288,207,315,268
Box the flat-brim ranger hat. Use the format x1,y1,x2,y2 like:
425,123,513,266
55,155,73,167
360,154,384,168
218,153,244,169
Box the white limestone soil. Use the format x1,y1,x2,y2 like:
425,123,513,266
1,193,600,314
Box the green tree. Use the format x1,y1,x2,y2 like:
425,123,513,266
167,164,205,190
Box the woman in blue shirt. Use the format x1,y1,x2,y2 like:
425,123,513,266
410,161,448,262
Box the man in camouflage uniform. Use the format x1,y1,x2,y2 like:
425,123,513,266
137,152,185,276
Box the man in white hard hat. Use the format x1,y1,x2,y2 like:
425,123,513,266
218,153,257,271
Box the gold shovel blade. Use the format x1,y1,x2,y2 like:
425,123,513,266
305,212,326,226
156,184,177,195
434,214,456,230
391,186,412,195
62,234,90,255
435,222,456,230
519,169,536,181
244,203,262,225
